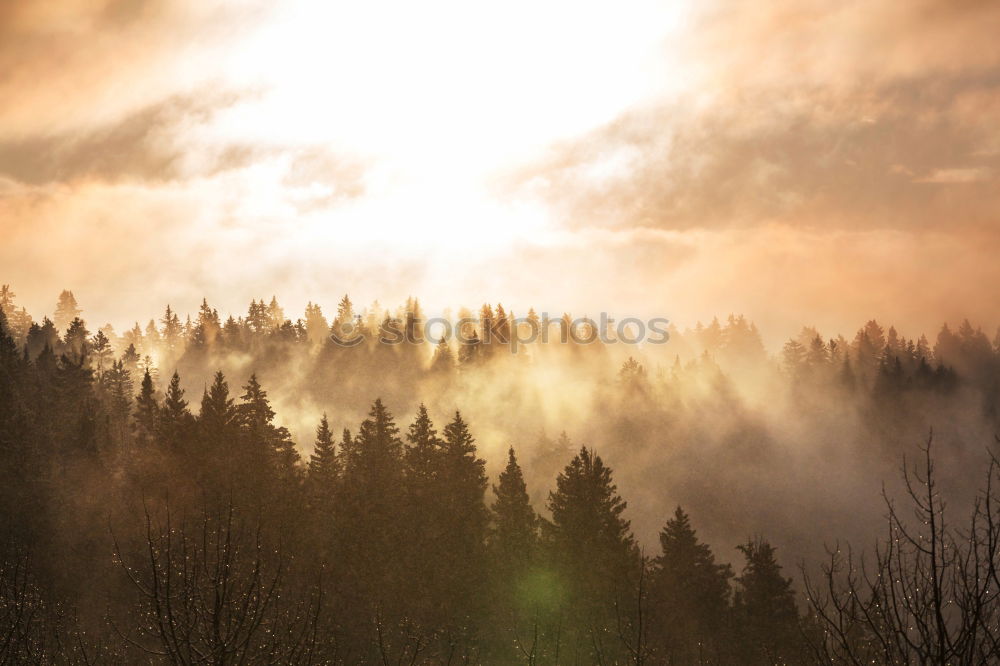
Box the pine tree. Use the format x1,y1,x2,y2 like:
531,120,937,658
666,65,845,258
782,339,806,377
486,446,541,660
160,305,183,360
432,412,490,640
200,371,236,431
493,303,510,348
25,318,57,359
91,330,112,373
806,334,829,370
338,398,407,605
144,319,161,350
479,304,495,356
304,302,329,347
734,538,801,664
64,318,90,364
400,405,446,630
334,294,352,325
459,330,480,366
266,296,284,330
430,336,454,373
190,299,221,350
405,404,441,484
440,412,489,542
121,343,141,374
123,322,144,354
239,373,299,479
649,507,733,662
307,414,340,523
490,447,538,572
102,360,134,452
53,290,81,333
197,371,239,471
0,285,32,345
222,315,243,349
545,447,637,602
309,414,339,482
134,369,159,448
544,447,638,660
161,372,190,433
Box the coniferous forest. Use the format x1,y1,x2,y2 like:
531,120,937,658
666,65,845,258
4,0,999,662
2,286,1000,663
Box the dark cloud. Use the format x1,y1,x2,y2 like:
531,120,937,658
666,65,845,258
0,90,256,186
0,90,368,198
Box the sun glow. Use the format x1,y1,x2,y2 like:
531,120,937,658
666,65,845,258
203,0,690,247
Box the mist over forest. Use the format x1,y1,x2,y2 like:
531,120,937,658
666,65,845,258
3,0,1000,661
2,285,999,663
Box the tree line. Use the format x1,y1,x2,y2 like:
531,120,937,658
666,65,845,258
3,287,1000,663
0,305,805,663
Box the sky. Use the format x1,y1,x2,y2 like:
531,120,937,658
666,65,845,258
2,0,999,345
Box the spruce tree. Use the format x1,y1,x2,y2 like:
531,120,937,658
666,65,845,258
102,360,133,452
430,336,454,373
649,507,733,662
197,371,239,476
303,413,339,564
91,330,112,373
441,412,489,544
133,369,158,448
436,412,490,642
121,343,141,374
308,414,339,484
734,538,801,664
159,371,192,453
335,294,354,327
304,302,329,347
64,318,90,363
53,290,81,333
491,447,538,572
239,373,298,479
544,446,638,656
400,406,446,631
405,404,441,486
200,371,237,434
459,330,480,366
338,399,406,610
487,447,541,660
160,305,183,361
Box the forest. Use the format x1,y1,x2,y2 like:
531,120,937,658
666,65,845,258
1,286,1000,664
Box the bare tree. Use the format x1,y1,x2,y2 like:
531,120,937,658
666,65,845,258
804,433,1000,664
615,552,651,666
0,539,45,664
113,498,324,664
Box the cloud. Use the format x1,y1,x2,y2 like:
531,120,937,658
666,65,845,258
0,88,369,197
0,0,270,138
282,147,368,212
689,0,1000,90
509,75,1000,231
505,0,1000,233
3,0,999,342
0,90,257,186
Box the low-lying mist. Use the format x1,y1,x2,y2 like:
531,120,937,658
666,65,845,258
7,286,997,577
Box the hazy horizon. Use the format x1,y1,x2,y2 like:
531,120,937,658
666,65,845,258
3,0,1000,340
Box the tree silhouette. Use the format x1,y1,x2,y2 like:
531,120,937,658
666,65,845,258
649,506,733,662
